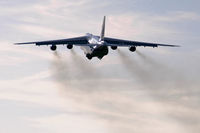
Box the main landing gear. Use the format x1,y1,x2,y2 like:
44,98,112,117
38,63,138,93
86,54,92,60
50,45,57,51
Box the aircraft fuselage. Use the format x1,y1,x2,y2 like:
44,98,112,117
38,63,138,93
80,33,108,60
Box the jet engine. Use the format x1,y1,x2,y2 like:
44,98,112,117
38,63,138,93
50,45,57,51
129,46,136,52
111,46,117,50
67,44,73,49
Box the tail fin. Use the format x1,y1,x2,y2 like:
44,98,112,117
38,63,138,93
100,16,106,41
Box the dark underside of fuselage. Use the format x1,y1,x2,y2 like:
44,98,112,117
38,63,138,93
86,45,109,60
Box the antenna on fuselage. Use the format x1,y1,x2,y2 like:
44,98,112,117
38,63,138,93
100,16,106,41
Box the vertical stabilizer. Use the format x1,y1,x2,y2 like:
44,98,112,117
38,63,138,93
100,16,106,41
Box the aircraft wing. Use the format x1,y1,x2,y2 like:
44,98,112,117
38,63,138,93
104,37,180,47
15,36,95,46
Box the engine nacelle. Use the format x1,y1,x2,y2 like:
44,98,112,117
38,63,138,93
129,46,136,52
50,45,57,51
67,44,73,49
111,46,117,50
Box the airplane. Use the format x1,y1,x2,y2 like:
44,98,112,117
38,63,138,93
15,16,179,60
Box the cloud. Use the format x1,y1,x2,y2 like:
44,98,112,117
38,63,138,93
28,113,109,133
15,24,78,38
151,11,200,22
106,12,200,41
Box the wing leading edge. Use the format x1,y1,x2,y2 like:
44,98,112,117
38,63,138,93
15,36,89,46
15,36,179,48
104,37,180,47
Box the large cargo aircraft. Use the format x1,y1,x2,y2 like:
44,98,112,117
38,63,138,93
15,16,179,60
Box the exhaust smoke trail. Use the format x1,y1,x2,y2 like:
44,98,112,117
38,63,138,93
135,50,187,89
51,51,72,87
51,50,103,99
69,50,102,92
70,49,99,79
49,50,200,133
51,51,125,125
117,49,154,86
118,49,186,90
136,50,172,87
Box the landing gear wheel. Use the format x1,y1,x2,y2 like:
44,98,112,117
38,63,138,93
111,46,117,50
67,44,73,49
50,45,57,51
86,54,92,60
129,46,136,52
